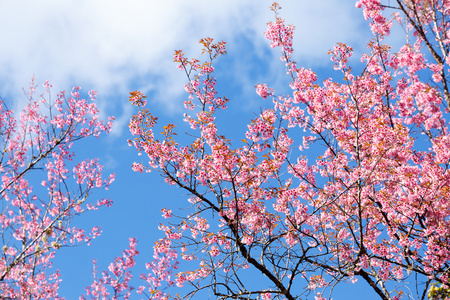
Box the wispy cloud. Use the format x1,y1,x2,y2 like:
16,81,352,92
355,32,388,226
0,0,367,135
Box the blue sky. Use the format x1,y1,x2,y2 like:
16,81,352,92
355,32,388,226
0,0,397,298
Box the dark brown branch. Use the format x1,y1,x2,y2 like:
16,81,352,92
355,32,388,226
164,171,296,300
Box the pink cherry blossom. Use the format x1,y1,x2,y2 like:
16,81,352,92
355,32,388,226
0,80,113,298
127,1,450,299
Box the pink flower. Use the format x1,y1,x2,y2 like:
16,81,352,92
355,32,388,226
132,162,144,173
256,84,273,99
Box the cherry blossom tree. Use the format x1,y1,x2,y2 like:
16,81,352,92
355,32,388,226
128,1,450,299
0,78,114,298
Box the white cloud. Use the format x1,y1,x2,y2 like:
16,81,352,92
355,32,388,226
0,0,368,135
